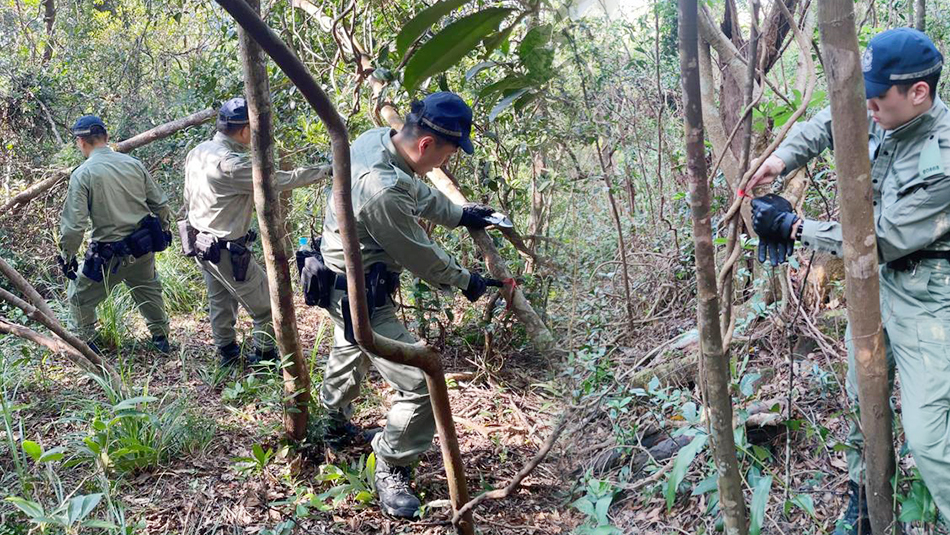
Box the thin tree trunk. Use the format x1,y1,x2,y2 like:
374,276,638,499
237,0,310,441
915,0,925,30
817,0,895,531
42,0,54,62
679,1,749,534
214,2,475,531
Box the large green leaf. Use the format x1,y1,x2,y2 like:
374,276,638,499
478,74,531,99
403,8,513,93
664,433,707,511
749,475,773,535
517,24,553,59
6,497,45,519
489,88,529,121
395,0,473,60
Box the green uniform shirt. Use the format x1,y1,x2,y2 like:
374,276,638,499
59,146,171,259
321,127,469,292
184,132,330,240
774,98,950,261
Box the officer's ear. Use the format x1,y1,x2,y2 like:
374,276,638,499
910,80,931,105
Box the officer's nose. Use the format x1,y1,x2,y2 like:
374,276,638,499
867,98,879,111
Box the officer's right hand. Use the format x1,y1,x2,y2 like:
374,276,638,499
752,194,798,267
462,272,490,302
458,203,496,229
57,255,78,280
746,154,786,192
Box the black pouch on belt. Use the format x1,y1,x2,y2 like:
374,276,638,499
340,294,356,344
296,238,334,308
226,241,251,282
125,226,154,258
81,243,115,282
178,220,198,257
141,214,172,253
195,233,221,264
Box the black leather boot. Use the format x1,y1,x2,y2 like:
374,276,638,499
375,457,421,518
218,342,241,367
833,481,872,535
151,335,171,354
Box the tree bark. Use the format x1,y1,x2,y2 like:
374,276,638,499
817,0,895,531
1,108,216,215
679,1,750,534
42,0,54,62
237,0,311,442
915,0,925,31
213,2,475,531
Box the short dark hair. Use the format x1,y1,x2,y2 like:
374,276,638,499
216,119,247,136
895,71,941,100
76,125,107,145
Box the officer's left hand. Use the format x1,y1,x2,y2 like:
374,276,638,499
459,203,496,229
751,194,799,242
757,237,795,267
57,255,78,280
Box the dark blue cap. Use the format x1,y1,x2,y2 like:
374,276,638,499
863,28,943,99
412,92,474,154
71,115,107,137
219,97,249,125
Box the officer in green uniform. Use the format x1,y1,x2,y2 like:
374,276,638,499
184,98,330,366
59,115,173,354
319,92,500,517
749,28,950,534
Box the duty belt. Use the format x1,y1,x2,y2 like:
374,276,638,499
886,249,950,272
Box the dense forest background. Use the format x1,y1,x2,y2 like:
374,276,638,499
2,0,949,533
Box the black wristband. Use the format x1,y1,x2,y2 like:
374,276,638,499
794,222,803,241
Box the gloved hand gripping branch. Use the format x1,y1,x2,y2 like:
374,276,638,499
458,203,496,229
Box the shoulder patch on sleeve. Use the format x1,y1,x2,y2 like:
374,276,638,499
918,135,944,179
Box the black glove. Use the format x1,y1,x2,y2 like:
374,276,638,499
751,194,799,266
458,203,495,229
462,272,491,302
57,255,78,280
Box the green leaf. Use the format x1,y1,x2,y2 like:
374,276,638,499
5,497,45,518
22,440,42,461
112,396,157,412
739,372,762,397
789,494,816,516
517,24,553,59
593,495,613,525
39,446,65,463
749,475,773,535
665,433,708,511
403,8,513,93
354,490,374,504
465,61,496,82
82,520,119,529
489,88,529,121
482,24,516,58
478,74,531,99
395,0,473,60
67,494,102,524
522,47,555,84
691,473,718,496
514,91,540,112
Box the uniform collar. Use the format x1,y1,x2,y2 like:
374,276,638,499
891,97,947,140
382,129,415,176
88,146,113,158
214,131,249,152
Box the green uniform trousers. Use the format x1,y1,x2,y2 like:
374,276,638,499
197,253,274,350
67,252,169,340
845,259,950,516
320,287,434,466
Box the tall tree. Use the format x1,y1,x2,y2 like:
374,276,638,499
915,0,926,31
678,1,749,533
237,0,311,441
817,0,896,531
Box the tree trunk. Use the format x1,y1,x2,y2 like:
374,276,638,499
915,0,925,30
679,1,750,534
214,2,475,531
817,0,896,531
42,0,54,62
237,0,310,441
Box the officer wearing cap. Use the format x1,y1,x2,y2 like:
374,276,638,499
183,97,330,366
747,28,950,533
59,115,173,354
319,91,500,517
